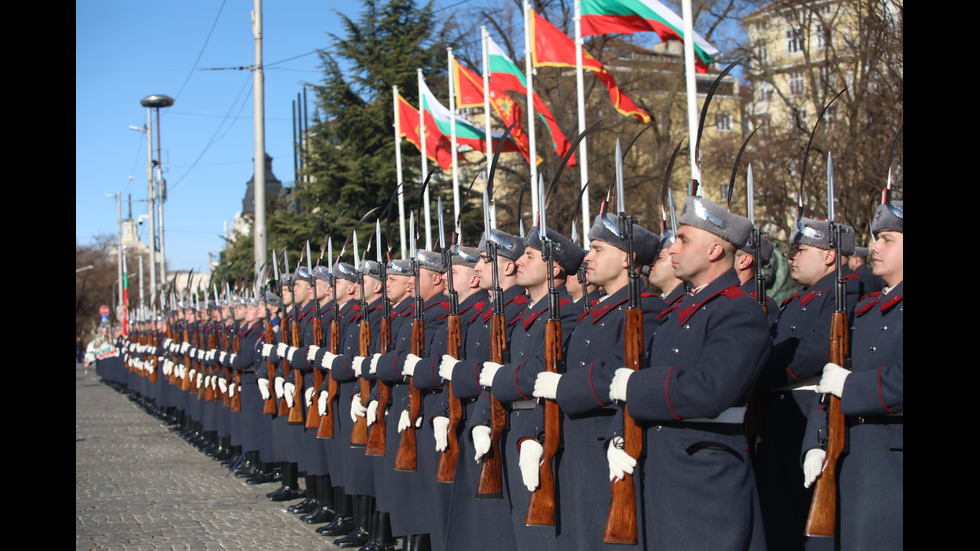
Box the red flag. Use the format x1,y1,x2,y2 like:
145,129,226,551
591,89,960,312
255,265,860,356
530,9,650,123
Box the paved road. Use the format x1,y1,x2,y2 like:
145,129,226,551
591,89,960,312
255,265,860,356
76,364,341,551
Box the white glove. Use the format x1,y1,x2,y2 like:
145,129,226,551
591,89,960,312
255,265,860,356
207,350,216,361
397,410,422,432
439,355,459,382
366,400,379,426
218,378,228,394
351,395,367,422
402,353,422,378
803,449,827,488
318,391,328,416
229,381,236,398
219,351,228,364
163,338,173,348
533,372,561,400
369,353,381,374
163,360,173,376
276,343,289,358
321,351,339,369
305,386,315,408
274,377,285,399
181,342,191,354
607,442,637,481
609,367,633,402
196,349,205,361
283,382,295,407
815,362,849,398
519,440,544,491
261,344,273,358
188,347,197,357
188,367,197,382
433,416,450,452
307,345,320,361
204,375,211,389
353,356,365,377
211,375,218,390
479,361,502,388
258,378,270,400
472,425,492,462
286,347,298,364
229,353,237,365
147,361,155,374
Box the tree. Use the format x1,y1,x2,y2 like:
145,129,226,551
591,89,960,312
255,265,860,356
76,236,123,340
300,0,459,256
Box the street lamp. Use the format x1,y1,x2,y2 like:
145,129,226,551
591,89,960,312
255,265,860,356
140,94,174,300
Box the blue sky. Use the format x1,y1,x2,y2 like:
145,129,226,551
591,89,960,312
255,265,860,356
77,0,359,271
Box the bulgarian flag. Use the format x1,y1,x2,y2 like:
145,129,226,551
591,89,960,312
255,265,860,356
580,0,720,73
419,76,520,159
530,9,650,123
396,91,456,171
484,37,575,164
453,59,536,164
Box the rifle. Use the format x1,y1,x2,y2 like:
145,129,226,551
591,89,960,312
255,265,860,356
351,229,373,447
604,140,643,544
278,252,295,418
316,238,339,438
306,241,324,430
288,285,305,424
395,211,425,472
475,122,518,499
436,199,462,482
367,215,397,456
805,152,849,537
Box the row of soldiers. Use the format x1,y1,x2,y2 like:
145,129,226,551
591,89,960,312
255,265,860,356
106,192,903,551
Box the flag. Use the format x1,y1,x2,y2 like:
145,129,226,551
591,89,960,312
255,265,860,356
396,92,456,170
530,9,650,123
419,77,520,157
580,0,720,72
453,59,536,164
484,37,575,164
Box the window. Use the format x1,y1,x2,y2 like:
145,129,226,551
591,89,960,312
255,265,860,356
786,28,803,53
788,71,805,96
755,42,769,65
716,114,733,132
815,24,830,48
819,65,835,89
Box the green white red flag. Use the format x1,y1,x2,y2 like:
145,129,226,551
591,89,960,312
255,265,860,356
580,0,719,72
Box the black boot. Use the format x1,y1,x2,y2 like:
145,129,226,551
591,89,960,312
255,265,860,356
333,495,371,547
316,488,353,536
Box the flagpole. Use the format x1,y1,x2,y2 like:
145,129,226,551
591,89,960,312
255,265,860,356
419,68,432,250
574,0,590,247
682,0,700,190
448,48,461,241
523,0,538,219
393,85,407,259
482,26,497,228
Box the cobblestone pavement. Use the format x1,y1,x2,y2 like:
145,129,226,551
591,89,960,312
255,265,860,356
76,364,342,551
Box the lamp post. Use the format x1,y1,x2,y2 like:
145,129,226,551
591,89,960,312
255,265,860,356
139,94,174,299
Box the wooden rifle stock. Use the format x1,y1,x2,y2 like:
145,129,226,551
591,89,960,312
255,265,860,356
804,310,848,537
306,318,324,429
230,325,242,412
317,318,341,438
263,321,277,414
181,326,192,390
435,314,462,482
525,318,562,525
603,307,644,544
351,315,373,446
476,312,507,498
288,319,305,423
394,318,424,471
365,316,392,456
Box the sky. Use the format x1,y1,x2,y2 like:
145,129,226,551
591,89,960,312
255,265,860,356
76,0,369,272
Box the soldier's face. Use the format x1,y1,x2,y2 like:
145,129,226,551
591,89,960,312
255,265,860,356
788,244,833,288
870,231,903,287
474,254,494,290
315,278,332,302
292,280,311,304
583,239,627,288
386,274,411,303
648,248,675,291
668,225,712,285
515,247,547,290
